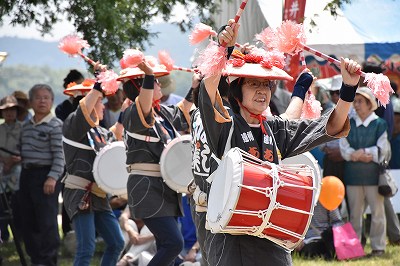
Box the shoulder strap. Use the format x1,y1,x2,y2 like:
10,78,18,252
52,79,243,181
125,130,161,143
62,136,93,150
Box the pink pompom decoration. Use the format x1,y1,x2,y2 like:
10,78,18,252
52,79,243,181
363,73,394,107
301,92,322,119
158,50,174,71
98,70,120,95
264,50,286,69
58,34,90,56
275,20,306,55
189,23,217,45
194,41,227,78
255,27,277,50
145,56,158,67
120,58,129,69
123,49,144,67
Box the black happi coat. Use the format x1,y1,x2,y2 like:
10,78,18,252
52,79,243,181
123,98,190,219
62,100,115,220
198,83,350,266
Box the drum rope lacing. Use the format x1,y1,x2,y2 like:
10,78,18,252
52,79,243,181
227,161,316,238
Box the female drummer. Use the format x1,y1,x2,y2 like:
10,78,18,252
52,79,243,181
198,19,361,266
121,59,194,266
62,76,126,266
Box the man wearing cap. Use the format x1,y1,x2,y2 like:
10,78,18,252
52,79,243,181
0,95,24,242
19,84,65,266
198,19,360,265
339,87,390,257
12,90,32,122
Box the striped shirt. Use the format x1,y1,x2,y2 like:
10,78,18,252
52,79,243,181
20,113,65,180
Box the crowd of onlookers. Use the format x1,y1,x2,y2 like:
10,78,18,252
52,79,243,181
0,60,400,265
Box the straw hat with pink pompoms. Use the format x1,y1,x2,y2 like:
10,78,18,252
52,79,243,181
63,79,96,97
117,49,169,82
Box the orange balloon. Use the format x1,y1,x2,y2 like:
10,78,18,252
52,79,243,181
318,176,345,211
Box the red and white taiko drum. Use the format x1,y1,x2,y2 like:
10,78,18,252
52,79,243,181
207,148,320,251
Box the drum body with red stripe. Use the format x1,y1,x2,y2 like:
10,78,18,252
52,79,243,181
207,148,320,250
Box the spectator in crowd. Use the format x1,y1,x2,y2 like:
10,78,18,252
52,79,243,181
295,202,343,260
339,87,390,257
19,84,65,266
101,89,124,128
360,63,400,246
319,75,345,181
158,75,183,105
117,206,156,266
12,90,31,122
313,78,334,114
0,95,23,242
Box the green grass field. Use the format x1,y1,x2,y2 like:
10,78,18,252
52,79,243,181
2,238,400,266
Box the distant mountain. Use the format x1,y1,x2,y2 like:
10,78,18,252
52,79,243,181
0,23,195,69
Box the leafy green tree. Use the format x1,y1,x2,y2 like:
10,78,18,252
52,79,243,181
1,0,351,67
1,0,219,67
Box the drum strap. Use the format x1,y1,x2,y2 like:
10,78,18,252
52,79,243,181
63,174,107,198
62,136,93,150
125,130,160,143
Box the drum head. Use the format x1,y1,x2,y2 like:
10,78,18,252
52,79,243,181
160,135,194,193
281,152,322,200
93,141,129,196
207,148,243,233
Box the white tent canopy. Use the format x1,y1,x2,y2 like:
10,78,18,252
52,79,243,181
214,0,400,63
